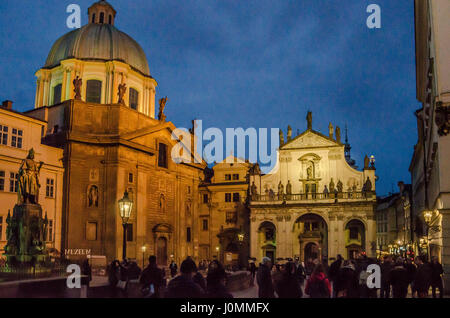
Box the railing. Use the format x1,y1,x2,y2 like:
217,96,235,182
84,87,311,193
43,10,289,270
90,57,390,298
0,261,71,282
250,191,374,202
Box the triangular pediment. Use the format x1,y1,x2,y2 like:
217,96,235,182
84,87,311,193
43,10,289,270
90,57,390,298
281,130,341,149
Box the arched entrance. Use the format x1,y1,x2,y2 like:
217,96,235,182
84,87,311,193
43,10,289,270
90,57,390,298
258,221,276,263
345,219,366,259
294,213,328,263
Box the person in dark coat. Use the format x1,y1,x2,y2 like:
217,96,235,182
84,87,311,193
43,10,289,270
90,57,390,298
127,261,142,280
275,262,302,298
305,264,331,298
165,258,205,298
334,260,359,298
431,256,444,298
414,256,433,298
169,260,178,278
405,258,417,297
248,262,257,286
82,259,92,288
140,255,165,298
328,254,343,298
107,260,121,297
206,262,233,298
380,255,393,298
256,257,275,298
389,258,409,298
193,264,207,291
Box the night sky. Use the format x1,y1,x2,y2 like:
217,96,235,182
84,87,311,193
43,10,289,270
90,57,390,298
0,0,420,195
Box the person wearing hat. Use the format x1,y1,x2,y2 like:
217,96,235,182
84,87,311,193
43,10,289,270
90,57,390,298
165,257,205,298
256,257,275,298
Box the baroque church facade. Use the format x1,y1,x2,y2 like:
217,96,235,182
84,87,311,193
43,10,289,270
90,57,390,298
248,113,377,263
24,1,205,266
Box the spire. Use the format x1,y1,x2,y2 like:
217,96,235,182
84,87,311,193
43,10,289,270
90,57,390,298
344,124,356,167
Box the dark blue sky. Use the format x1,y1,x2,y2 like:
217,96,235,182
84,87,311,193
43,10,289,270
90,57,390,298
0,0,420,195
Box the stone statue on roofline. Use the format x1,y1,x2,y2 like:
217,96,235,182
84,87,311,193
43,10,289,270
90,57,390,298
306,111,312,130
73,76,82,100
158,96,168,122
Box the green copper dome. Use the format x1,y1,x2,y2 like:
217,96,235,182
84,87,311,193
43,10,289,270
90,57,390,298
44,22,151,77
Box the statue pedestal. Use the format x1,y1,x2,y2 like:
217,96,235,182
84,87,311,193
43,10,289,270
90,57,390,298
4,203,49,264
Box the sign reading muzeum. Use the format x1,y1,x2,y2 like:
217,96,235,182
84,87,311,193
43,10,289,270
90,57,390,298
249,112,377,263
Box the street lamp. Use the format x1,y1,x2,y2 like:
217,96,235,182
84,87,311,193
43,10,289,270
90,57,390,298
238,233,244,242
423,209,433,261
141,246,147,268
118,191,133,260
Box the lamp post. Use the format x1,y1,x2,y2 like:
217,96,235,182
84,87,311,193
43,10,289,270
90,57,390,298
141,246,147,268
423,210,433,261
118,191,133,260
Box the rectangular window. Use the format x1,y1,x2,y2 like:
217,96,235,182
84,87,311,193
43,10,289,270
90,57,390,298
225,193,232,202
202,219,208,231
203,194,208,204
126,224,133,242
128,173,134,183
225,174,231,181
11,128,23,148
0,125,8,145
86,222,97,241
186,227,191,242
0,216,2,241
86,80,102,103
48,220,53,241
226,211,237,224
0,171,4,191
129,88,139,110
53,84,62,104
9,173,18,192
158,143,168,168
233,193,240,202
232,174,239,180
46,178,54,198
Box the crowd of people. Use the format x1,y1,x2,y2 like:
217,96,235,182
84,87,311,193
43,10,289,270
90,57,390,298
255,254,445,298
103,253,445,298
106,256,233,298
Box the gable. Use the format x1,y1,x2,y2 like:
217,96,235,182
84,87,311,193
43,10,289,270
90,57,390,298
281,130,341,150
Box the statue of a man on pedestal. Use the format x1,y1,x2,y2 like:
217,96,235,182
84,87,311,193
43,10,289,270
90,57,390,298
18,149,43,204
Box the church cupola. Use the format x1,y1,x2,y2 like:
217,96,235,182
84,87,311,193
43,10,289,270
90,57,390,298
88,0,117,25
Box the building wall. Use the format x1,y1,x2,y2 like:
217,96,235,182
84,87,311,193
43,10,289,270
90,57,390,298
249,123,377,263
26,100,204,266
411,0,450,293
198,156,251,267
0,107,64,255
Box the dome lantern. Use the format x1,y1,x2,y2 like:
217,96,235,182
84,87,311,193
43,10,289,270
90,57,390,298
88,0,117,25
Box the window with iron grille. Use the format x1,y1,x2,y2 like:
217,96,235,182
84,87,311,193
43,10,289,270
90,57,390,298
233,193,240,202
225,174,231,181
203,194,208,204
232,174,239,180
202,219,208,231
225,193,232,202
